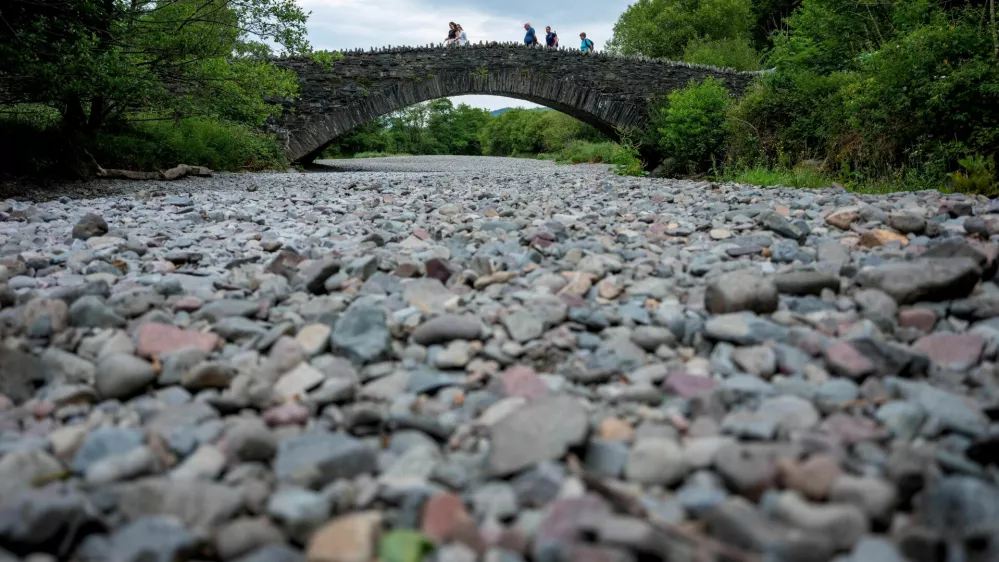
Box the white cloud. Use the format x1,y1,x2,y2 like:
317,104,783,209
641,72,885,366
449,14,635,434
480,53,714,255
298,0,627,111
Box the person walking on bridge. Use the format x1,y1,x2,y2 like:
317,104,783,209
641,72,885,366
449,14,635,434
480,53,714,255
456,24,469,46
445,22,458,46
524,23,538,46
545,26,558,48
579,32,595,53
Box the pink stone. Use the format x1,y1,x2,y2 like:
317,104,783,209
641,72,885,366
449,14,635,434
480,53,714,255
535,496,611,555
425,258,453,283
172,296,203,312
493,365,548,401
823,341,875,380
663,370,717,398
819,413,889,445
263,402,309,426
898,308,937,332
914,332,985,371
413,229,432,241
136,322,220,358
421,493,485,552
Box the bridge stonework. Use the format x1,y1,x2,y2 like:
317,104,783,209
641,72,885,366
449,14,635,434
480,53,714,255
270,43,766,164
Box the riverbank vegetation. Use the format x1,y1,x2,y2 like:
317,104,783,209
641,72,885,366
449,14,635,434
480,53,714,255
612,0,999,193
3,0,996,193
0,0,320,178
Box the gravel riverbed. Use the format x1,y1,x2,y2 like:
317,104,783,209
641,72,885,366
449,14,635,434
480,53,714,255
0,155,997,561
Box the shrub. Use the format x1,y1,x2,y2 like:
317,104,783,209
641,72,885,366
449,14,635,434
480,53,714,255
92,117,286,172
683,37,761,70
556,141,618,163
948,155,998,196
655,77,731,175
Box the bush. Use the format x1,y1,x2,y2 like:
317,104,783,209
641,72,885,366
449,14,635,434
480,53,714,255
481,109,605,157
655,77,731,175
948,155,998,196
91,117,286,172
0,113,84,178
683,37,761,70
555,141,619,163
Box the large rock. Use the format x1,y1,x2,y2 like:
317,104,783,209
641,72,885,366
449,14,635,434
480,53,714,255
330,303,390,364
274,432,378,487
72,213,109,240
0,449,64,502
411,314,486,345
106,516,200,562
0,487,104,557
704,271,779,314
855,257,981,304
0,348,48,403
487,394,589,476
136,322,220,359
95,354,157,400
115,478,244,532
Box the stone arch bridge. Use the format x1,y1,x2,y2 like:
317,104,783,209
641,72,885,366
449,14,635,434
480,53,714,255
269,43,767,164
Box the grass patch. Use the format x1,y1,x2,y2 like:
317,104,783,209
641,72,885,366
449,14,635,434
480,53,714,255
722,166,834,189
720,165,946,194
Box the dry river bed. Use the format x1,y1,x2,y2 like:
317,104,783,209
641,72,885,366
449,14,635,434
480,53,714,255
0,155,998,562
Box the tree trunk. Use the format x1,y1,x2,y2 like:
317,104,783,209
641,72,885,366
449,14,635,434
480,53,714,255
62,95,87,130
88,95,106,132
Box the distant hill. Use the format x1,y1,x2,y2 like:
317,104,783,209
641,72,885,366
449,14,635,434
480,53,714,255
490,107,552,117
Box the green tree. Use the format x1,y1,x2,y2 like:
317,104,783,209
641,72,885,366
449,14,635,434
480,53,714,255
606,0,754,60
0,0,310,132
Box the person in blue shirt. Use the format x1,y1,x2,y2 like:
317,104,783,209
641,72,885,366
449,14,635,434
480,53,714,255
579,32,595,53
545,26,558,48
524,23,538,46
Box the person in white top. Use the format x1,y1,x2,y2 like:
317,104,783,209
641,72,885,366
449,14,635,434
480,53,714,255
456,24,469,46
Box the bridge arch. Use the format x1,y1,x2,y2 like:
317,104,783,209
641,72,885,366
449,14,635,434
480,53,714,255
271,43,766,164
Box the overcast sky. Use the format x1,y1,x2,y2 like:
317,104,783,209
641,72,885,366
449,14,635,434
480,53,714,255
299,0,630,111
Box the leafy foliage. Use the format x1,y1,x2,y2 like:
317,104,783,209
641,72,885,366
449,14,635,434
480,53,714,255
481,109,605,156
322,100,493,158
948,155,998,195
607,0,753,59
0,0,311,131
612,0,999,192
655,78,731,174
0,0,325,175
682,38,761,70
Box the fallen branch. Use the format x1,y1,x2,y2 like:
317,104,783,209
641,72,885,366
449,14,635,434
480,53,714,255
96,164,213,181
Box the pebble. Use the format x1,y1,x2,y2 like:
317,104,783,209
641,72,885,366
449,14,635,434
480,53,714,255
95,354,157,399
